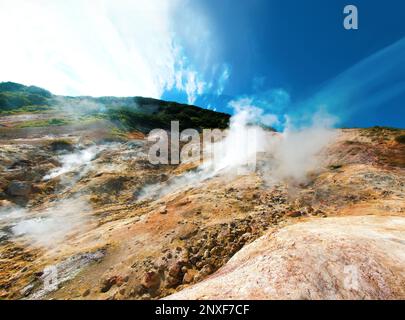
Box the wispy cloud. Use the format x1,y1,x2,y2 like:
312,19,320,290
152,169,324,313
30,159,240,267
226,89,290,128
216,65,230,96
0,0,229,103
297,37,405,123
228,97,280,127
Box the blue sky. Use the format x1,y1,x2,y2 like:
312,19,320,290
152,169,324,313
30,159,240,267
1,0,404,128
164,0,405,128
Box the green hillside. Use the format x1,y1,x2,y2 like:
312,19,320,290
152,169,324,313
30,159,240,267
0,82,230,132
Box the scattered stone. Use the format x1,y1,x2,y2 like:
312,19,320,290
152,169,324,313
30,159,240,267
158,207,167,214
287,211,304,218
141,270,160,289
166,275,181,288
199,265,212,277
100,276,118,293
141,293,151,300
154,259,167,271
178,224,198,240
20,283,35,297
178,198,191,206
130,284,145,296
168,263,182,278
183,271,194,284
34,271,44,277
190,255,198,264
210,247,220,256
240,232,252,243
6,181,31,197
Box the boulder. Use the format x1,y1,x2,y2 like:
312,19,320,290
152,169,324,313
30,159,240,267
141,270,160,289
0,199,13,209
178,224,198,240
158,206,167,214
6,181,31,197
168,262,182,278
182,270,194,284
286,210,304,218
100,276,118,293
166,216,405,300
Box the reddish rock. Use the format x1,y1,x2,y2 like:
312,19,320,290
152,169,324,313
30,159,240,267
287,210,304,218
141,270,160,289
101,276,118,293
183,271,194,284
166,216,405,300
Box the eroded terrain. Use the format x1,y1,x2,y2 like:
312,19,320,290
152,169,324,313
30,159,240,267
0,115,404,300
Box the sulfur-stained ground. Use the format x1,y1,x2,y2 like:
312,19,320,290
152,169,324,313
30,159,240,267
0,117,404,300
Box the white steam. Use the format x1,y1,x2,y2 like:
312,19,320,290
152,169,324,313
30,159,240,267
54,96,107,117
11,198,92,247
139,99,337,200
212,99,337,183
43,145,102,181
209,98,275,173
0,145,105,248
269,114,336,183
0,198,93,248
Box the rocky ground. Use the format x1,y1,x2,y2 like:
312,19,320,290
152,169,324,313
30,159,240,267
167,215,405,300
0,114,404,300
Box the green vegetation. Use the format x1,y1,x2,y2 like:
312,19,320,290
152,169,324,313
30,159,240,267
0,82,52,112
107,97,229,132
395,135,405,144
0,81,230,132
108,103,229,133
329,164,343,170
361,126,401,135
0,82,51,97
360,126,403,142
101,127,129,143
369,126,400,131
0,105,53,115
368,126,401,133
48,139,74,152
16,118,71,128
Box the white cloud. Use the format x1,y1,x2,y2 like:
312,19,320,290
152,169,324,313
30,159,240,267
229,97,280,127
0,0,227,102
216,65,230,96
182,70,205,105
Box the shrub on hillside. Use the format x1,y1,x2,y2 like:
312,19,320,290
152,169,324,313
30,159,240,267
395,135,405,144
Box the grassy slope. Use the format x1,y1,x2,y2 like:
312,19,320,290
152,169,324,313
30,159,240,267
0,82,230,132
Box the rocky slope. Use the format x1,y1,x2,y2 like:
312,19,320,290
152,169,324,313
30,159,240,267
0,88,404,300
167,215,405,300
